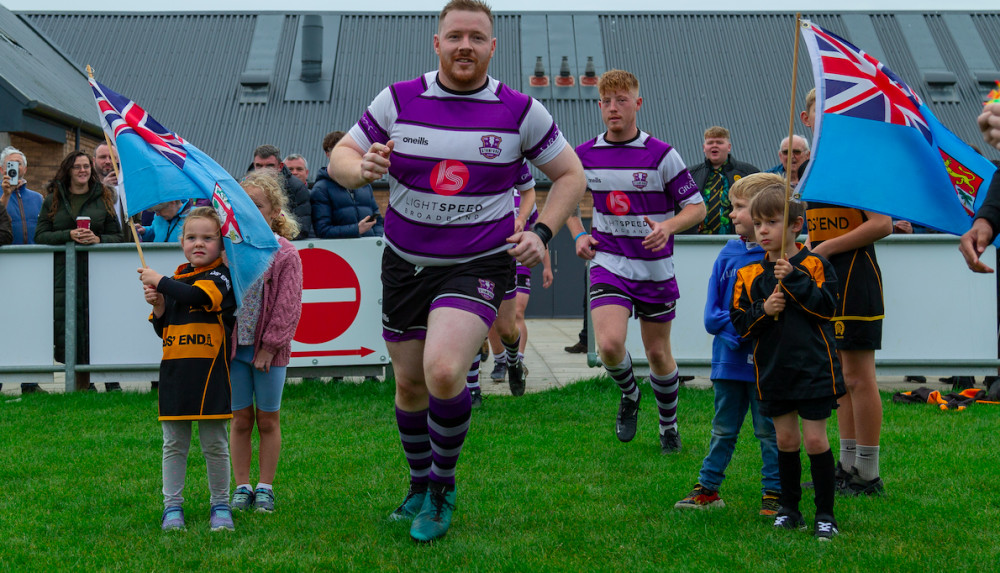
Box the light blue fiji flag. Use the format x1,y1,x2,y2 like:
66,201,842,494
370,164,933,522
798,20,997,241
89,78,278,302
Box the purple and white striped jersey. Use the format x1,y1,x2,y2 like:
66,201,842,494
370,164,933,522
349,71,567,266
513,161,539,230
577,131,701,300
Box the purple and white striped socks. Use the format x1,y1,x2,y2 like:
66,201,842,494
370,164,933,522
395,406,431,485
649,368,680,434
502,336,521,367
466,356,481,391
427,390,472,486
606,353,640,402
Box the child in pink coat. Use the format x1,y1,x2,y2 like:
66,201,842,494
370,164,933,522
229,170,303,514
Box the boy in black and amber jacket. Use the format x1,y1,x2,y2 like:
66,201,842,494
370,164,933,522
730,186,846,541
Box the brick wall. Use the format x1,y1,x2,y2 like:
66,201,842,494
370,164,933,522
8,130,103,195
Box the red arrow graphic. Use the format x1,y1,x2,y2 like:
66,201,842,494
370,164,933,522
291,347,375,358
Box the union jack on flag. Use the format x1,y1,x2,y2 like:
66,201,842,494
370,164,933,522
806,22,931,144
90,79,188,170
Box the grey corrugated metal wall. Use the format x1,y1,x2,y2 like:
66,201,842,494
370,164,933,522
22,10,1000,178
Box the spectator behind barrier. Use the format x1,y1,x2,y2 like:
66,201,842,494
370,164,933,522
685,126,759,234
284,154,310,189
137,200,193,243
765,135,810,187
1,146,44,245
0,200,10,245
311,131,384,238
0,147,37,394
248,145,311,239
94,142,138,242
34,150,125,392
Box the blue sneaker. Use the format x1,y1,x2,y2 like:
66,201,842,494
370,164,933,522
209,504,235,531
231,486,254,511
254,488,275,513
161,506,185,531
410,482,456,543
389,482,428,521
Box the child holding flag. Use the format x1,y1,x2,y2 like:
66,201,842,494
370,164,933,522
139,207,237,532
730,187,846,540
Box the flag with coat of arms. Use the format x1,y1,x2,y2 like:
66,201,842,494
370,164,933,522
797,20,997,241
89,78,279,303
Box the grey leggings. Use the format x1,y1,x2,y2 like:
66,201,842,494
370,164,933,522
162,420,230,508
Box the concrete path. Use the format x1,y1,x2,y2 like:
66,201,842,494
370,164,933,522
0,318,975,395
482,319,964,396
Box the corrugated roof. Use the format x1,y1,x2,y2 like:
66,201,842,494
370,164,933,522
0,5,100,130
19,10,1000,177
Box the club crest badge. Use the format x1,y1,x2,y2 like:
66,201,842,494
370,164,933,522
632,172,648,189
477,278,496,300
479,135,502,159
940,150,985,216
211,184,243,243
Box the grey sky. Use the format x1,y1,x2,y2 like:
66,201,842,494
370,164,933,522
4,0,1000,12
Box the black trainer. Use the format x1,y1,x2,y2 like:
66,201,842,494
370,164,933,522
773,510,807,530
490,361,506,382
660,427,682,454
508,360,527,396
469,387,483,409
615,394,640,442
834,462,853,493
844,468,885,496
814,514,839,541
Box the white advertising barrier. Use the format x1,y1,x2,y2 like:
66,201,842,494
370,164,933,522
88,244,192,383
619,235,998,377
87,239,389,382
2,235,996,382
0,248,54,381
289,238,389,372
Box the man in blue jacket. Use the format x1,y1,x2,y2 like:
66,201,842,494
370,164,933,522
1,147,43,246
311,131,384,238
1,146,46,393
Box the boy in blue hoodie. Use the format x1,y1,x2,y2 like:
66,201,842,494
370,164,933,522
675,173,782,515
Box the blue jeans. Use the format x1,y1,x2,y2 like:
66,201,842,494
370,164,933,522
698,379,780,494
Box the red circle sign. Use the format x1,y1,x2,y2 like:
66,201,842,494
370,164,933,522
606,190,631,216
430,159,469,196
294,249,361,344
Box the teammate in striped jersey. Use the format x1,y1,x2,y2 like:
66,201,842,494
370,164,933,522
566,69,705,454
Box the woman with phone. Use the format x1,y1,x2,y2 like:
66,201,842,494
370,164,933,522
35,151,124,391
310,131,384,238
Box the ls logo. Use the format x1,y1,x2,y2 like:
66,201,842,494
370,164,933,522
430,160,470,196
607,190,631,216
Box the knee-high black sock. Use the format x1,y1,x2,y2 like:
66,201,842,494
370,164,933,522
778,449,802,515
809,448,836,519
